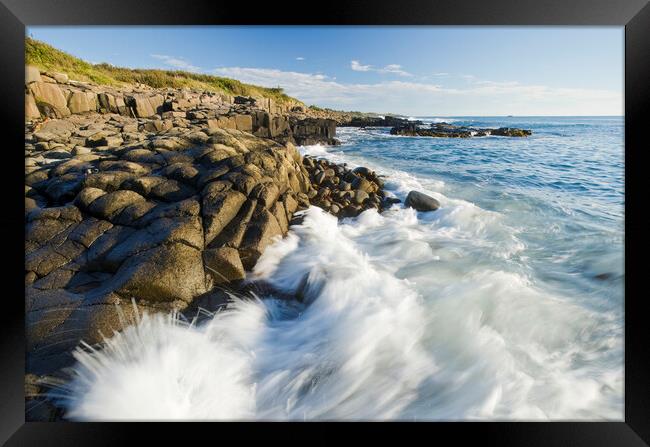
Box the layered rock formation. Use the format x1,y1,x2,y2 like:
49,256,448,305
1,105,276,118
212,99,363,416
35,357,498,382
25,65,338,146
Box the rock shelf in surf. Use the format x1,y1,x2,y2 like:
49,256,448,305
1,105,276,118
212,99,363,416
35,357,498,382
390,122,532,138
24,64,397,391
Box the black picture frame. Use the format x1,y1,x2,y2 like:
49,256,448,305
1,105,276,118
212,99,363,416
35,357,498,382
1,0,648,444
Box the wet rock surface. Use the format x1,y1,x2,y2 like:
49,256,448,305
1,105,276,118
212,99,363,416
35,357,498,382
404,190,440,211
300,156,393,218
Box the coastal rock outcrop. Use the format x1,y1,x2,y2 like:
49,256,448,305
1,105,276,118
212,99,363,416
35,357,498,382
300,157,391,218
25,111,317,374
390,122,532,138
25,65,339,147
23,65,396,382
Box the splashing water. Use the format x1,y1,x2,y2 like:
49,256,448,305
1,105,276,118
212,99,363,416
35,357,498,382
62,117,623,421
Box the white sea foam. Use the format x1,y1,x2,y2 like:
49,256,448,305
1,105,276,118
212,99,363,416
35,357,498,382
62,140,623,421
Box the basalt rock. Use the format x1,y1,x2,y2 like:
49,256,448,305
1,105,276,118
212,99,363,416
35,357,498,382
25,119,313,375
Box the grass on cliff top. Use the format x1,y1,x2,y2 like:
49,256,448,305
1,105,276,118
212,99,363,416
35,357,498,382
25,37,298,104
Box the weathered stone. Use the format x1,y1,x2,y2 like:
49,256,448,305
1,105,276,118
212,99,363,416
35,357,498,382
239,208,283,270
121,176,165,196
149,179,196,202
29,82,70,117
114,242,207,303
234,114,253,132
202,188,247,246
208,198,257,249
26,65,41,84
25,93,41,119
67,91,92,114
251,183,280,209
271,201,289,234
88,190,146,220
352,190,369,205
50,72,69,83
203,247,245,284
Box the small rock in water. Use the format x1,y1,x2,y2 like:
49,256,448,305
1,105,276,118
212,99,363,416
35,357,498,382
405,190,440,211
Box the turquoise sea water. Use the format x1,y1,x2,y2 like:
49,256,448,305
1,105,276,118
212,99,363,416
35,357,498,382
67,116,624,421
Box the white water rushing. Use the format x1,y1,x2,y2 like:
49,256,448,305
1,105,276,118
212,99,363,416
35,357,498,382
63,142,623,421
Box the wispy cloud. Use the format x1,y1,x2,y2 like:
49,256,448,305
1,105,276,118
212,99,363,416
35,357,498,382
350,60,411,76
150,54,201,72
212,66,621,115
296,57,305,61
381,64,411,76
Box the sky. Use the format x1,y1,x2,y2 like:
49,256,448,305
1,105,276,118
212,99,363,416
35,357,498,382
28,26,624,116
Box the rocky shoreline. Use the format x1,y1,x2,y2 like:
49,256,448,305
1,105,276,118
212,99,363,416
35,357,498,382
21,66,470,422
24,65,416,420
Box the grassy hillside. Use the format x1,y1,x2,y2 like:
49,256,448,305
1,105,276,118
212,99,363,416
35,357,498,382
25,37,299,104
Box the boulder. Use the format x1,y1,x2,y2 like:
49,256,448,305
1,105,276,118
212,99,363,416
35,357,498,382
88,190,146,220
114,241,208,303
67,91,92,114
29,82,71,117
404,190,440,211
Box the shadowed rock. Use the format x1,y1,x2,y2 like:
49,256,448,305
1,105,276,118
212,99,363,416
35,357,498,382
405,191,440,211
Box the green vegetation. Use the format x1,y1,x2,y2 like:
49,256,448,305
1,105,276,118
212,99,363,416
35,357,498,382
25,37,299,104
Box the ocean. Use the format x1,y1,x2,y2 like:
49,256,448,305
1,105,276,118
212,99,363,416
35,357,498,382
65,116,625,421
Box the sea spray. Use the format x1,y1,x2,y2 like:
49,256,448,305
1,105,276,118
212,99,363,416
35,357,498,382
63,205,621,420
63,117,623,420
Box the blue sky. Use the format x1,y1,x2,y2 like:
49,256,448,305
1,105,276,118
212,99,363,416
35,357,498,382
28,26,623,116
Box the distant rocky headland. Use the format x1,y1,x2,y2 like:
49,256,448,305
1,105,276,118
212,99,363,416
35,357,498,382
389,121,532,138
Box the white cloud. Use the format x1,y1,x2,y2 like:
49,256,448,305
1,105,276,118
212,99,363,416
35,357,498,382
296,57,305,61
212,66,622,116
380,64,411,76
351,60,372,72
351,60,411,76
150,54,201,72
